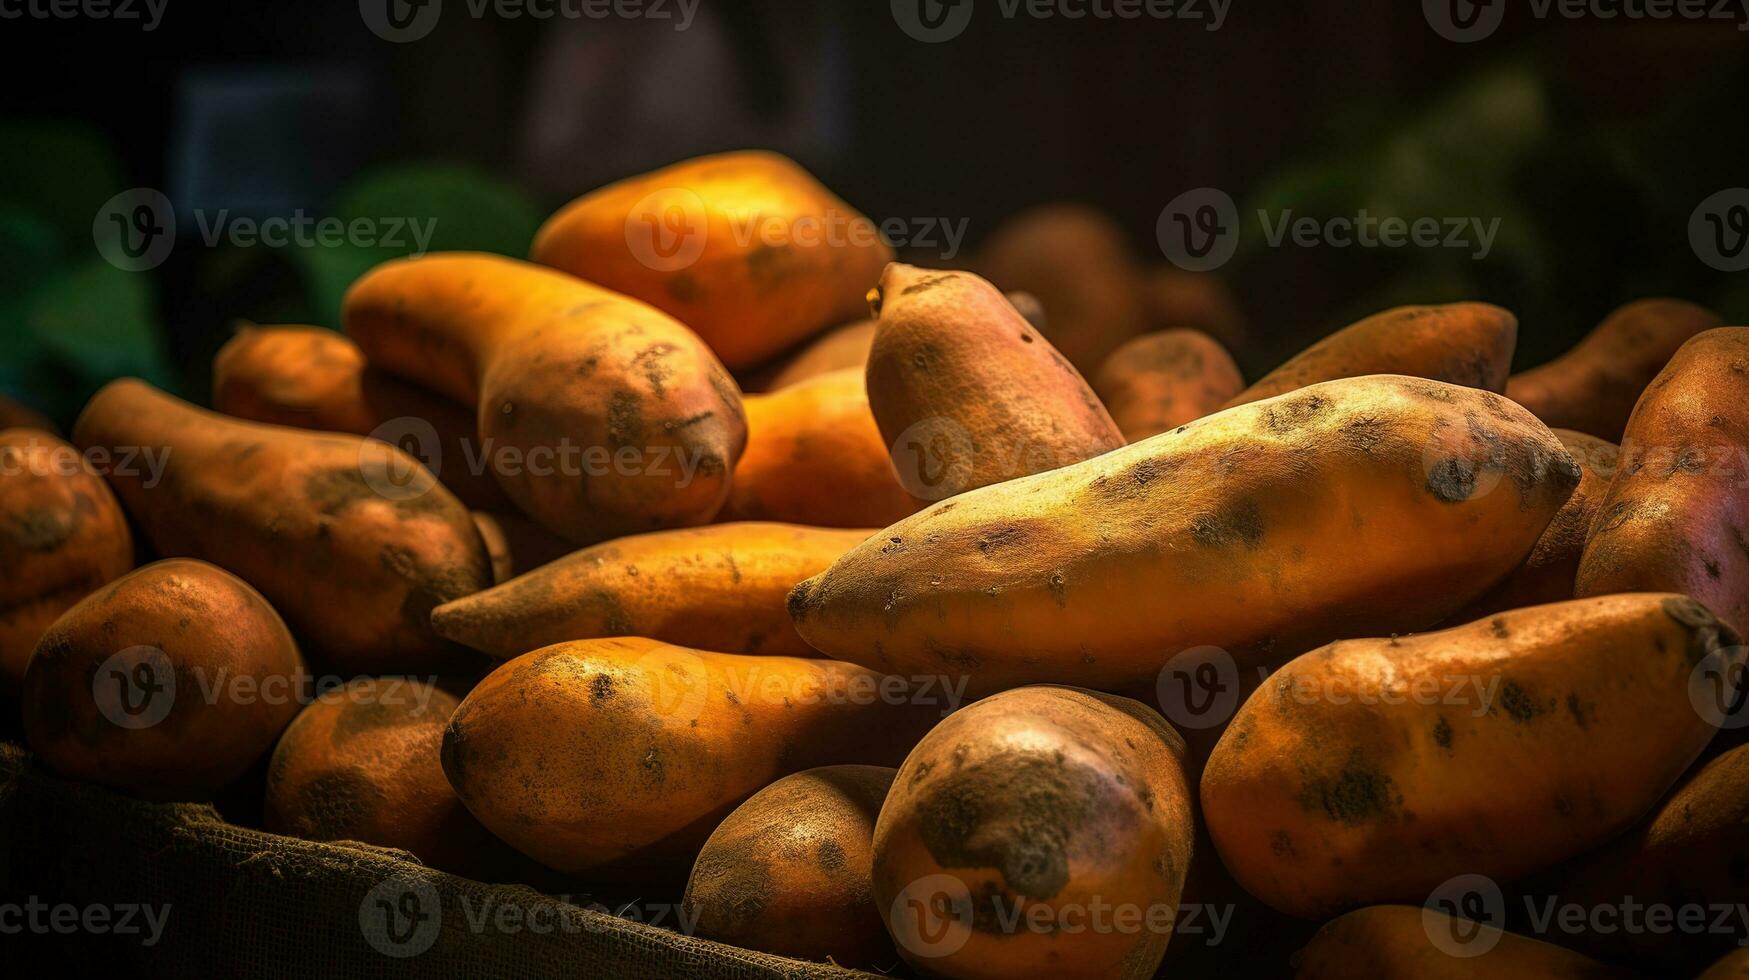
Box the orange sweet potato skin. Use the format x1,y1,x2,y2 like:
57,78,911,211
213,324,509,510
872,686,1194,980
22,558,305,800
973,204,1149,373
264,678,525,880
0,428,134,693
343,253,747,545
1512,743,1749,972
440,638,941,875
1577,328,1749,636
866,264,1124,501
73,379,490,673
1224,303,1517,409
432,523,869,660
1446,429,1618,620
1202,594,1739,919
684,765,897,967
724,369,917,528
1092,329,1245,441
531,150,894,370
1508,298,1724,440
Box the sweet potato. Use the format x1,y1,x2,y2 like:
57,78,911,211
73,379,490,673
264,677,522,879
873,685,1194,980
1092,329,1245,441
758,292,1046,393
0,394,56,434
1577,328,1749,636
1513,743,1749,972
973,204,1148,372
1701,948,1749,979
213,324,509,510
440,638,941,875
1140,266,1249,355
684,765,897,967
1294,906,1636,979
724,369,916,528
791,376,1579,695
21,558,305,799
1202,594,1740,919
1223,303,1518,409
433,523,868,660
1446,429,1618,620
866,263,1124,501
531,150,893,370
342,252,746,544
0,428,133,693
1508,298,1724,440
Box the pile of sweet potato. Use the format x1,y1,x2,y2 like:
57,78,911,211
6,150,1747,978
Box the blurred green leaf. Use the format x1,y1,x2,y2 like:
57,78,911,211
290,163,544,327
23,260,174,397
0,207,63,305
0,122,127,250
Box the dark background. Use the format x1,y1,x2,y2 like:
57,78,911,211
0,0,1745,425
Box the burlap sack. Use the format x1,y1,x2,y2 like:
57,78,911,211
0,742,875,978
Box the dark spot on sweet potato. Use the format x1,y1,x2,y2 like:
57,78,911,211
1663,596,1741,666
1490,618,1509,639
1495,681,1544,723
1298,753,1401,825
977,526,1029,556
606,390,645,448
900,273,959,296
640,745,666,787
1426,458,1477,503
590,673,616,704
1190,498,1265,549
916,750,1111,903
1432,716,1453,750
1565,694,1588,729
816,839,847,874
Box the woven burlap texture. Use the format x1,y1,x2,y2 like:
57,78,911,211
0,742,874,979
